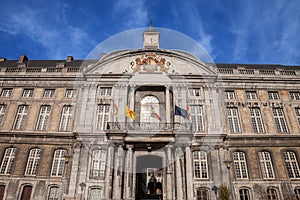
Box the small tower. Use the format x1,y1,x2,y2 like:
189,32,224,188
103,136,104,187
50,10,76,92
143,20,160,49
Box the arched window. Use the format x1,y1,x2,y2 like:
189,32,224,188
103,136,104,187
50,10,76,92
239,188,251,200
25,148,41,176
193,151,208,179
89,187,102,200
283,151,300,178
266,187,278,200
233,151,248,179
20,185,33,200
0,185,5,200
90,150,106,178
51,149,66,177
48,186,60,200
140,96,160,123
0,147,17,175
196,188,209,200
258,151,275,179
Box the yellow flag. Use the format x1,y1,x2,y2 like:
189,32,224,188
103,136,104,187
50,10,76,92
126,106,135,120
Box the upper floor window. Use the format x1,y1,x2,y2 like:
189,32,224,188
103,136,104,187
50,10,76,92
196,188,209,200
43,89,55,98
12,105,29,130
239,188,251,200
96,104,110,130
226,107,241,133
140,96,160,123
65,89,77,98
0,147,17,175
0,88,12,97
90,150,106,178
190,105,204,132
48,186,60,200
99,87,112,96
258,151,275,179
51,149,66,177
36,105,51,131
246,91,257,100
89,188,102,200
25,148,41,176
266,188,278,200
188,88,201,97
224,90,235,100
59,105,73,131
22,89,34,98
283,151,300,179
272,108,288,133
290,92,300,100
193,151,208,179
268,91,280,100
0,104,7,126
294,108,300,128
233,151,248,179
249,107,264,133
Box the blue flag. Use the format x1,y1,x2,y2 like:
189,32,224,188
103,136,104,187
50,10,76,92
174,105,189,119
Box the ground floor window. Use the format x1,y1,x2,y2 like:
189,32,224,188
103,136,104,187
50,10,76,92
89,188,102,200
196,188,209,200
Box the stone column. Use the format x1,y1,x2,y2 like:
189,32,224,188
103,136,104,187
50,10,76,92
166,145,173,200
67,143,81,198
165,85,171,124
124,145,134,200
175,146,183,199
112,145,124,200
104,144,115,199
185,146,193,200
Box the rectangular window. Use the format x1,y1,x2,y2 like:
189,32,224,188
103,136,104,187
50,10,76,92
249,107,264,133
188,88,201,97
258,151,275,179
0,88,12,97
290,92,300,100
193,151,208,179
36,105,51,130
267,188,278,200
233,151,248,179
25,148,41,176
97,104,110,130
89,188,102,200
13,105,29,130
227,107,241,133
65,89,77,98
22,89,34,98
0,148,17,175
190,105,204,132
59,106,73,131
239,189,250,200
295,108,300,127
272,108,288,133
99,87,112,96
246,91,257,100
0,104,7,125
43,89,55,98
268,91,280,100
224,90,235,100
51,150,66,177
48,186,59,200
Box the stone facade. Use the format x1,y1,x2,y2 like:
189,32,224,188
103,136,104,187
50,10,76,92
0,29,299,200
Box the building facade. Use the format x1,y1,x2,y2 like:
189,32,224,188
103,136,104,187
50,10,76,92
0,28,300,200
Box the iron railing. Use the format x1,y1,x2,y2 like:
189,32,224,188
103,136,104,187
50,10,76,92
107,122,192,131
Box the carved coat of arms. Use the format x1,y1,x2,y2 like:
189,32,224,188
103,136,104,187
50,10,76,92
130,53,171,74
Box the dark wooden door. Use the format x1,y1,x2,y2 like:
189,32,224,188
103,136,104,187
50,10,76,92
21,186,32,200
0,185,5,200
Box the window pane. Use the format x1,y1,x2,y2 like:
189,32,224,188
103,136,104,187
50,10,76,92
193,151,208,179
233,152,248,179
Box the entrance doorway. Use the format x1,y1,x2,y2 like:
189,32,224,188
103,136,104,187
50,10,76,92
136,155,163,200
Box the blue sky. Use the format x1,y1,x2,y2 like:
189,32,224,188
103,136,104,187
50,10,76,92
0,0,299,65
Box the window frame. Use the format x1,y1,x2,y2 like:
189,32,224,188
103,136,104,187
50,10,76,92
90,149,106,178
266,187,279,200
64,89,77,98
24,148,41,176
58,105,73,131
258,151,275,179
196,187,209,200
35,105,51,131
96,104,110,130
239,188,251,200
226,107,241,133
246,91,257,100
190,105,204,132
50,149,66,177
22,89,34,98
48,185,60,200
268,91,280,100
193,151,209,179
290,91,300,100
224,90,235,100
0,88,13,97
283,151,300,179
88,187,102,200
0,147,17,175
233,151,249,179
43,89,55,98
99,87,112,97
272,107,289,133
249,107,265,133
12,105,29,130
0,104,7,126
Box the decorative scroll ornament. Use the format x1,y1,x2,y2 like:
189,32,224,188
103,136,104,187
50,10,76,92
130,53,171,74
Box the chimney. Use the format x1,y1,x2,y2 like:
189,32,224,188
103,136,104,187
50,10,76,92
0,58,6,62
100,53,106,59
19,54,28,63
66,56,74,62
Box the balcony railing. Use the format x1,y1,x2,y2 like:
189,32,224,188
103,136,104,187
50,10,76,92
107,122,192,131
